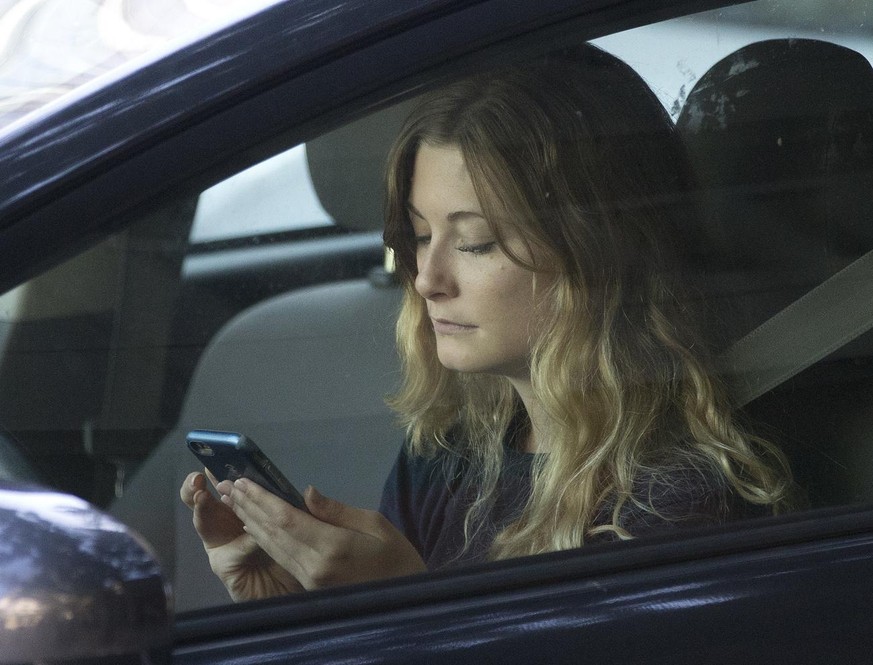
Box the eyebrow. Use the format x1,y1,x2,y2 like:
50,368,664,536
407,202,487,224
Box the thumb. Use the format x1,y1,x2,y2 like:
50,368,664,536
193,487,244,548
304,486,360,528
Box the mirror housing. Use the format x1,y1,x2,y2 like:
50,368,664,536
0,483,171,663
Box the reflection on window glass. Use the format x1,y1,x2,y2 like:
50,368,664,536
0,0,281,129
595,0,873,118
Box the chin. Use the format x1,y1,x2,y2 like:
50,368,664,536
437,353,487,374
435,344,528,378
437,355,521,378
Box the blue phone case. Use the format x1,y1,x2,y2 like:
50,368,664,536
186,429,308,512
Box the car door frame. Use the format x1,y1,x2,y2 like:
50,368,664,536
173,504,873,664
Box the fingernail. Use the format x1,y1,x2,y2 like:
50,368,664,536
234,478,247,493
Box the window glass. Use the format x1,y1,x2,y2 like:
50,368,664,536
189,145,333,243
0,0,870,616
594,4,873,118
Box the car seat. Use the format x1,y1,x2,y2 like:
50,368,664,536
111,101,413,611
676,39,873,507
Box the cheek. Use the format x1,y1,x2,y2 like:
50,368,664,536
484,267,539,328
506,273,554,344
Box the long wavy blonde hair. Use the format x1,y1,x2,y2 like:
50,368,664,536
383,44,791,560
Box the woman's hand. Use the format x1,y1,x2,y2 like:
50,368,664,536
179,471,303,602
216,478,427,590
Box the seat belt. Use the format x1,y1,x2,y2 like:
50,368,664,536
717,248,873,407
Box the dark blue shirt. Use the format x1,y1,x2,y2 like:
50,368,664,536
380,442,763,570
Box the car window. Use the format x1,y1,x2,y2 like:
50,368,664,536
189,145,333,243
594,4,873,119
0,0,870,616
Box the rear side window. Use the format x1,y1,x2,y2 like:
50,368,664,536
189,145,333,243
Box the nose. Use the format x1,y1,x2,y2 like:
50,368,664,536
414,243,457,301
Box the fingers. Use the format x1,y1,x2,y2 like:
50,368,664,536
217,479,326,578
180,470,245,549
181,472,307,602
180,471,206,509
304,486,348,524
218,478,293,517
221,481,379,546
305,486,385,536
220,479,330,542
192,486,240,545
215,479,426,590
180,469,223,507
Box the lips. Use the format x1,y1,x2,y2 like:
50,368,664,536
431,317,477,334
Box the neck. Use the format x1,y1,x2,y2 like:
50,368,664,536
509,376,550,453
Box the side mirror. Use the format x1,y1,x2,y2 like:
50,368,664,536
0,483,171,663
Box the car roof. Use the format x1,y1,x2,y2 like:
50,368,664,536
0,0,282,130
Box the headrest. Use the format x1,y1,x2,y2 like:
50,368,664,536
306,100,416,232
677,39,873,279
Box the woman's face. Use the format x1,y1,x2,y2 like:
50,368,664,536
408,142,545,381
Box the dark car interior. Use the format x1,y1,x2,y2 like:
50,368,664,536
0,22,871,614
676,38,873,509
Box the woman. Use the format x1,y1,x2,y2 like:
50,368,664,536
181,44,791,601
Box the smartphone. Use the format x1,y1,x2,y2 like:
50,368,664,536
185,429,308,512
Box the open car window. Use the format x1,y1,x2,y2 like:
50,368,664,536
0,0,870,617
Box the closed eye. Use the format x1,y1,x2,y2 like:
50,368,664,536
458,241,496,255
